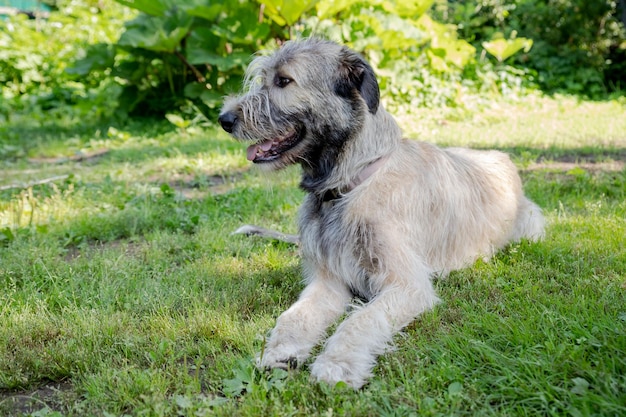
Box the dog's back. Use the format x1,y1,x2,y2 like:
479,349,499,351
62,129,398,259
350,140,545,275
444,146,545,243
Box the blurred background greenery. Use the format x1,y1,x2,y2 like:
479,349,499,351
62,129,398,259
1,0,625,125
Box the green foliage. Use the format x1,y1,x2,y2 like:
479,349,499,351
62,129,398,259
482,33,532,62
222,358,288,398
0,0,133,123
117,9,193,53
261,0,320,26
304,0,488,110
508,0,626,95
67,0,281,117
437,0,626,96
114,0,175,16
2,0,624,123
69,0,520,118
0,0,529,123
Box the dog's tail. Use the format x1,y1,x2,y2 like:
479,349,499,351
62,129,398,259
232,225,300,245
512,197,546,242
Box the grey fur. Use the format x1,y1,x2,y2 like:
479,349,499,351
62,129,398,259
219,39,545,388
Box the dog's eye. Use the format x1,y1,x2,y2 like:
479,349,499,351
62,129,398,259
274,75,293,88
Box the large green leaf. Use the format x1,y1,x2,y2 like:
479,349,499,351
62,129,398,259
186,27,252,70
113,0,174,16
209,15,271,45
260,0,319,26
428,39,476,71
66,43,116,75
183,81,207,99
118,9,193,53
199,89,225,108
178,0,222,21
188,49,250,71
363,11,428,51
316,0,360,20
417,14,475,70
430,36,476,69
482,37,533,62
184,4,221,21
383,0,435,19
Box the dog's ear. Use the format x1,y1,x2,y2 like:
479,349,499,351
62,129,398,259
335,48,380,114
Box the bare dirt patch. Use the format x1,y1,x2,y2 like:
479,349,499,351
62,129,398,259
147,171,247,200
64,238,145,263
527,151,626,172
0,381,74,416
526,160,625,172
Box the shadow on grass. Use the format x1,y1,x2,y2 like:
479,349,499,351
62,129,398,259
0,381,75,417
0,118,176,155
475,145,626,165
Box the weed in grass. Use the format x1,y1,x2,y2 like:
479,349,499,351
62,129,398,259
221,358,288,398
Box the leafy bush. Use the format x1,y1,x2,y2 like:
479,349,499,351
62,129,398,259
5,0,621,124
71,0,505,117
0,0,133,123
304,0,483,111
437,0,626,96
1,0,537,123
67,0,287,118
512,0,626,95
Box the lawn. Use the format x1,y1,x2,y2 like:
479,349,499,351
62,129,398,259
1,96,625,416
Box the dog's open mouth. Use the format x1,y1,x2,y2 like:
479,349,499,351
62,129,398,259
246,128,304,163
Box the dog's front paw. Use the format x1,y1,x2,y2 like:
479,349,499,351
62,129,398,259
310,355,370,389
256,344,305,371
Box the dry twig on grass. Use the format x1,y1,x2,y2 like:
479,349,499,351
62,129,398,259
0,175,70,191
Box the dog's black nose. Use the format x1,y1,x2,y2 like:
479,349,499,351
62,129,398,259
218,112,238,133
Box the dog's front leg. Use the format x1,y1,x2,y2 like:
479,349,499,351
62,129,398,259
258,276,351,370
310,276,439,389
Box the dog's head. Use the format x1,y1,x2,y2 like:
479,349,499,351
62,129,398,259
218,39,380,171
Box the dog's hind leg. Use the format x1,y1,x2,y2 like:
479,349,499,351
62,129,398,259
258,276,351,370
310,267,440,389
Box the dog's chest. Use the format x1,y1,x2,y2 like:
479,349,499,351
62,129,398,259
299,196,378,300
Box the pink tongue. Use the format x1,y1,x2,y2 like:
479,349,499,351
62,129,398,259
246,140,274,161
246,144,259,161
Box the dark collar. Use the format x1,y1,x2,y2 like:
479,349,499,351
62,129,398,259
320,155,389,202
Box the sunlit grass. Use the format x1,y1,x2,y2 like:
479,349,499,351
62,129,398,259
402,95,626,149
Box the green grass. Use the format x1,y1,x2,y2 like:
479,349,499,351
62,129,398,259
1,96,625,416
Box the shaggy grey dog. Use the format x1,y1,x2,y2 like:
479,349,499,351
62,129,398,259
219,38,545,388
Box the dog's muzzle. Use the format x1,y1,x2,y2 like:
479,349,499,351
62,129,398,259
218,111,238,133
